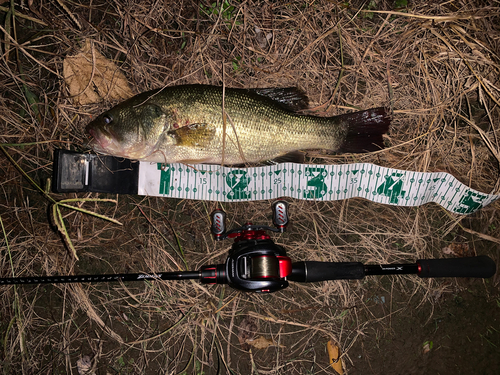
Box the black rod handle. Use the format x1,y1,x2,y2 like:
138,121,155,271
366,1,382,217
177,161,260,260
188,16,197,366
417,256,496,278
364,263,419,276
289,261,365,282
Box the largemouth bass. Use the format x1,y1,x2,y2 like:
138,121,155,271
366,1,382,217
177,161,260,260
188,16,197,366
86,84,390,165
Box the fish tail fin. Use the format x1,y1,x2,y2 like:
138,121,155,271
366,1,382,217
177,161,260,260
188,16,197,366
337,107,391,153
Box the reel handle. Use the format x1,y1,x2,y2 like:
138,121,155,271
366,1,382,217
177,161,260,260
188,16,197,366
211,209,227,241
272,200,289,232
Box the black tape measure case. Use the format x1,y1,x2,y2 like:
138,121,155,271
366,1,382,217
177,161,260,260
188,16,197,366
52,149,139,194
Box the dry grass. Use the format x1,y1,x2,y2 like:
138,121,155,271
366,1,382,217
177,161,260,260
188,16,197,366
1,0,500,374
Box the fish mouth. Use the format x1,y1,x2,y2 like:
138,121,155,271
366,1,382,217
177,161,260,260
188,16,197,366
87,126,113,152
86,125,155,160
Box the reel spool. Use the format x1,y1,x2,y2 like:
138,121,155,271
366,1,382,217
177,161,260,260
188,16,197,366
250,256,280,279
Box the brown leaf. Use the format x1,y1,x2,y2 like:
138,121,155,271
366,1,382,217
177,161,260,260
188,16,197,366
327,340,343,375
63,40,133,105
441,242,474,257
237,316,258,350
76,355,95,375
422,340,433,354
246,336,285,350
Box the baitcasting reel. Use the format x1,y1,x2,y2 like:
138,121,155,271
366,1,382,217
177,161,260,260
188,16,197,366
200,201,292,293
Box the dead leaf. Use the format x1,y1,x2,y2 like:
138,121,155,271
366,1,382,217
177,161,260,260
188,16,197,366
255,26,272,49
327,340,343,375
63,40,133,105
246,335,285,350
422,340,433,354
237,316,258,350
442,242,474,257
76,355,95,375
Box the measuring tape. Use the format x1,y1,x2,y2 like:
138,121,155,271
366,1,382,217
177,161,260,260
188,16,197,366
137,162,499,215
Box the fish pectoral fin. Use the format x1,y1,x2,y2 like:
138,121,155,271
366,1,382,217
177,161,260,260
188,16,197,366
167,123,216,148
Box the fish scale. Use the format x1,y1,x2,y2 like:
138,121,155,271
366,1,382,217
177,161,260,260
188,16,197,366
86,84,391,165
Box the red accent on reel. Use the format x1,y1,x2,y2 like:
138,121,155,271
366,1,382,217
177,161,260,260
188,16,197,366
227,223,271,242
277,256,292,278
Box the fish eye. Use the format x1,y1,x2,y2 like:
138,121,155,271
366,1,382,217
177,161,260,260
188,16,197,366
103,114,113,124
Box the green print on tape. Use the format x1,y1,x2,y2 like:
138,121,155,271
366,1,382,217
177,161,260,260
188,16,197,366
453,190,487,214
376,172,406,204
158,164,173,195
304,167,327,199
135,162,497,214
226,170,251,200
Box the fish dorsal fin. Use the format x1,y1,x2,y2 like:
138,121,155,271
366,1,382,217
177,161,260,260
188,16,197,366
167,123,216,148
251,87,309,112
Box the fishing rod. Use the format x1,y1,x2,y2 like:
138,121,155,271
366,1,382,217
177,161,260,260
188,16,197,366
0,201,496,291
